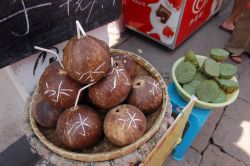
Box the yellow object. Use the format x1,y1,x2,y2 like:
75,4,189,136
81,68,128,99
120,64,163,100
172,55,239,109
143,96,197,166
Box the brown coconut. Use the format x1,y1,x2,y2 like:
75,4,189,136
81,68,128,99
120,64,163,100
56,105,102,149
32,99,62,128
104,104,146,146
88,66,131,109
112,53,137,78
39,62,82,109
63,36,111,84
128,76,163,113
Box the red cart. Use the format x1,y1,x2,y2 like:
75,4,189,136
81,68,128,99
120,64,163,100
123,0,223,49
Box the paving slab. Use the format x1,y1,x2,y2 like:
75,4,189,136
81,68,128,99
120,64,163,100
164,148,202,166
224,97,250,121
192,107,224,153
200,144,246,166
0,69,25,153
242,55,250,77
213,99,250,165
0,136,41,166
238,73,250,102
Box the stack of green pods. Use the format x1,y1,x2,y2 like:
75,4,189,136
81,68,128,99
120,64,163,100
175,49,239,104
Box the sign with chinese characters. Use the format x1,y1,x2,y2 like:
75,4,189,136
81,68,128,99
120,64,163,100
0,0,121,68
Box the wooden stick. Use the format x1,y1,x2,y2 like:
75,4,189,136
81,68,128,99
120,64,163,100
74,82,96,109
76,20,86,39
34,46,64,69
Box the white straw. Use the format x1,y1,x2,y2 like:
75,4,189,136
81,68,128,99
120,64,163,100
77,25,80,39
76,20,87,39
74,82,96,109
111,57,114,66
34,46,64,69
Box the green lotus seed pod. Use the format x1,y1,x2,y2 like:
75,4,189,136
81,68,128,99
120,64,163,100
183,80,200,95
176,62,197,84
210,48,229,62
184,50,199,69
202,58,220,78
197,80,220,102
193,71,207,82
217,79,239,94
212,88,227,103
220,63,237,79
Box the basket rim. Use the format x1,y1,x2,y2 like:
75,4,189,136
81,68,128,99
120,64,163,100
29,49,168,162
172,55,239,109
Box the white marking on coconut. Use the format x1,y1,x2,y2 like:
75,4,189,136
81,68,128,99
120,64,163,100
146,80,160,96
127,112,141,129
65,119,73,145
118,118,126,130
67,113,91,137
45,82,56,97
44,81,74,103
77,62,105,82
108,67,130,91
118,112,141,130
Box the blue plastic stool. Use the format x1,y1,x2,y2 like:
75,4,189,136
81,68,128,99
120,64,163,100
168,83,212,160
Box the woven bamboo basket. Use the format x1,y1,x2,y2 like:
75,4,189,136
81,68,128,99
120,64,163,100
29,49,168,162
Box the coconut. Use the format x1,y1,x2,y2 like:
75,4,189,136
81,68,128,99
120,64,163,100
33,99,62,128
127,76,162,114
104,104,146,146
63,36,111,84
112,53,137,78
88,66,131,109
56,105,102,149
39,62,82,108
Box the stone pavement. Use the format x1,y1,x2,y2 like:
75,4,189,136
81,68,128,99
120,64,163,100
116,1,250,166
